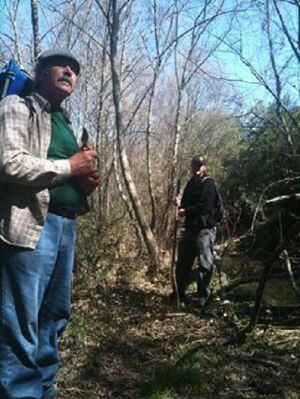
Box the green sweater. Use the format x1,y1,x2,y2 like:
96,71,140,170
47,109,86,212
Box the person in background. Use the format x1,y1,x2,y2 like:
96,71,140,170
171,156,218,307
0,49,100,399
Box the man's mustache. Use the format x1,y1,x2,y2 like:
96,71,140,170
58,74,72,84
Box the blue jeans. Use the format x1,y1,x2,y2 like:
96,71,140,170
0,213,76,399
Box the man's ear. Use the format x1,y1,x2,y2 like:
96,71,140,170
35,68,45,84
42,68,50,77
38,68,50,79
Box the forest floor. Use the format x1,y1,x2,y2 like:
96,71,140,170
56,258,300,399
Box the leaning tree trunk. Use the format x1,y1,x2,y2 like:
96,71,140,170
113,140,144,254
109,0,160,270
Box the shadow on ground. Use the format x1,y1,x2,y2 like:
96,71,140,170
57,274,300,399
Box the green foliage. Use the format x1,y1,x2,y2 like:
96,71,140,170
75,200,130,271
75,211,114,270
67,314,91,343
75,198,145,277
221,102,300,232
140,390,180,399
139,350,209,398
179,110,241,180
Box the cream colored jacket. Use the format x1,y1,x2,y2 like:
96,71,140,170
0,93,71,248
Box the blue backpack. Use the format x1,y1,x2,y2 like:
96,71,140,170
0,59,34,100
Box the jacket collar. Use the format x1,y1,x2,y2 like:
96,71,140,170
27,92,71,122
30,92,51,112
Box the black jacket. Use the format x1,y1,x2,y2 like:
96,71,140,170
180,175,218,229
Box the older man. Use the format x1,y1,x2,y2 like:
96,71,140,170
0,50,100,399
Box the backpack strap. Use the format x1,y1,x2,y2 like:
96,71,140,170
24,96,35,119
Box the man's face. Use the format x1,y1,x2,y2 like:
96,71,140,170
37,57,78,101
191,162,201,175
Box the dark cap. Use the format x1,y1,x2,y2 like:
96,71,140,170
191,155,205,167
37,49,80,75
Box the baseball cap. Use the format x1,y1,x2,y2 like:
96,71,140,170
37,49,80,75
191,155,205,166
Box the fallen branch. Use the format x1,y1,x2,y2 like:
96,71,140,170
233,355,280,369
251,176,300,233
225,269,300,293
266,193,300,204
274,337,300,346
166,312,189,317
272,316,300,326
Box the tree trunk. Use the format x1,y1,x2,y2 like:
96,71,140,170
109,0,160,270
30,0,41,61
113,141,144,253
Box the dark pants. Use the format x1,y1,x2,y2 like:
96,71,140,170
176,227,216,300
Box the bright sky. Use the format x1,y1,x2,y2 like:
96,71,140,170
0,0,299,109
219,1,299,106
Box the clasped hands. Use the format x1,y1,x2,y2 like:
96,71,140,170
68,147,100,194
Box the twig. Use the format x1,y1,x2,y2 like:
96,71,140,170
233,355,280,369
273,337,300,346
283,250,300,294
166,312,189,317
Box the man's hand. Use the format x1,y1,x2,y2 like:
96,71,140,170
173,196,180,207
78,171,100,195
221,217,228,226
178,208,186,217
69,150,97,176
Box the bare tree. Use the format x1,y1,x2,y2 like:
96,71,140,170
113,138,144,252
142,0,175,230
272,0,300,63
219,0,299,155
102,0,161,269
3,0,23,65
162,0,231,235
30,0,41,61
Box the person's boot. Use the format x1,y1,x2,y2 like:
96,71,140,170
168,291,191,307
197,292,212,307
